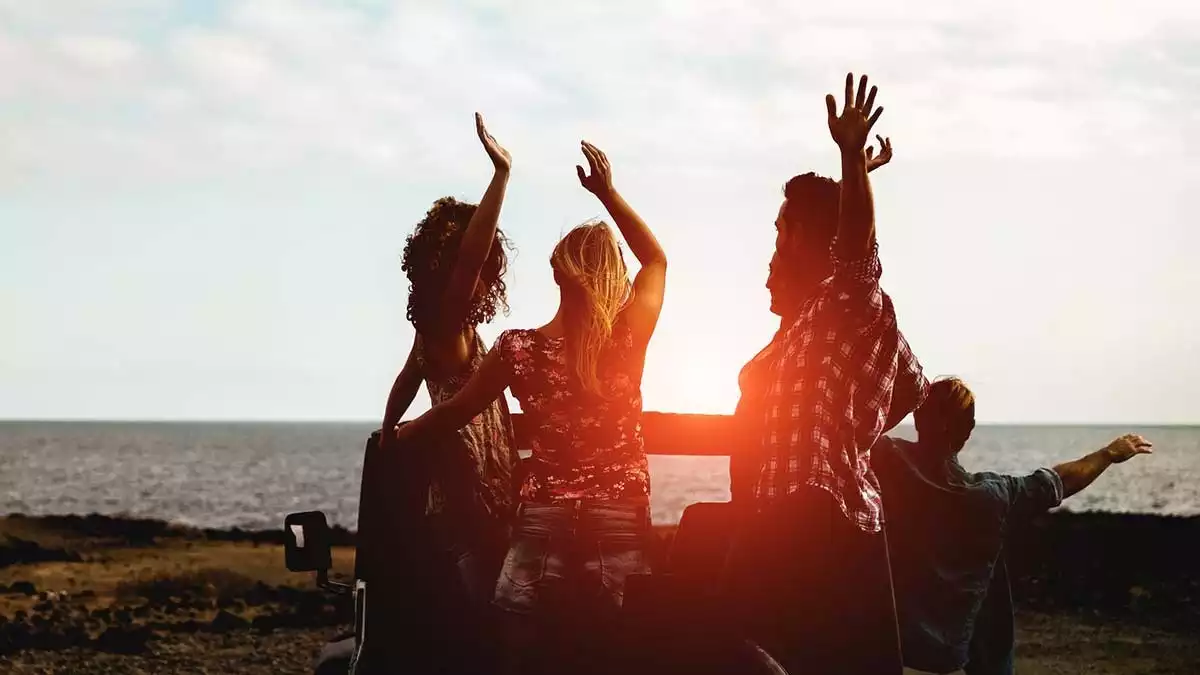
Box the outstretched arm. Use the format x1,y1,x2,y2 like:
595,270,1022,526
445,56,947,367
435,113,512,335
576,141,667,344
381,337,424,435
1054,433,1153,499
393,348,511,444
827,73,885,260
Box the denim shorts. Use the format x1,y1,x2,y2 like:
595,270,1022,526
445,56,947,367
493,498,652,615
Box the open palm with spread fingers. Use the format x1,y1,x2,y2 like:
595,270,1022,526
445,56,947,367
576,141,614,198
476,112,511,172
1104,434,1154,463
827,73,884,152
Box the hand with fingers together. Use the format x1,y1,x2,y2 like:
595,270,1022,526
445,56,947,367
827,72,884,154
576,140,615,199
866,134,893,173
475,112,511,173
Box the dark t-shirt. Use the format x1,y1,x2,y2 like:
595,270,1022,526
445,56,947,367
873,437,1063,674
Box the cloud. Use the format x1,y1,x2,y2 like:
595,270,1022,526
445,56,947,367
0,0,1197,188
2,0,1198,423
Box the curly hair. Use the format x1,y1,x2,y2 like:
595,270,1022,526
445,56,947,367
401,196,512,335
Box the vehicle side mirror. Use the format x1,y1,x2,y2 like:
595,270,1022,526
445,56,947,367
284,510,333,573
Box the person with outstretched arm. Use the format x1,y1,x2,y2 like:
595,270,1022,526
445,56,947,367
873,377,1154,675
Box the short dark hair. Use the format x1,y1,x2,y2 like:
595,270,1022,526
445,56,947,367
401,196,512,335
914,377,977,453
781,172,840,257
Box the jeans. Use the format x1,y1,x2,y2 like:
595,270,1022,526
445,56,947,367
426,512,508,607
493,498,652,675
494,498,652,614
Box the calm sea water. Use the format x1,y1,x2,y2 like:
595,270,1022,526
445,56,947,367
0,422,1196,530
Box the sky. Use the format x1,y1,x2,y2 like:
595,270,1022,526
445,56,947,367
2,0,1198,424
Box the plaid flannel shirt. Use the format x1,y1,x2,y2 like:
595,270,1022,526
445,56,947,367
754,241,929,533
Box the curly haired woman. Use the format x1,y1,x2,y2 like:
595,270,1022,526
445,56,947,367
370,114,523,671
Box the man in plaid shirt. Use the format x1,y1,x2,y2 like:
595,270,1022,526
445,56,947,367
728,73,930,675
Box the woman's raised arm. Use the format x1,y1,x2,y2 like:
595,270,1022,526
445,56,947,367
435,113,512,335
576,141,667,344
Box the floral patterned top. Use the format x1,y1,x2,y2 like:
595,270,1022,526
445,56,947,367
494,321,650,502
414,329,521,526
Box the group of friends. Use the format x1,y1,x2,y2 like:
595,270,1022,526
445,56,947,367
375,73,1154,675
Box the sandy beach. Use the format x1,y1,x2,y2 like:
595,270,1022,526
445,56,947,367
1,512,1197,674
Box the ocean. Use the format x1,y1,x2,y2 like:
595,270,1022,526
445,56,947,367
1,421,1196,531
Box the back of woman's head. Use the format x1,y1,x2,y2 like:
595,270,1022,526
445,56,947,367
402,196,511,335
549,221,631,396
914,377,977,454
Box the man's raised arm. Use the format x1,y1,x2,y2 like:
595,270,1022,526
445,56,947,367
827,73,885,261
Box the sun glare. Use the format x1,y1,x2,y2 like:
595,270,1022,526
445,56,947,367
644,344,742,414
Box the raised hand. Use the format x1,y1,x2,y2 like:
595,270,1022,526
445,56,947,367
866,134,893,173
1104,434,1154,463
476,112,511,172
826,73,884,153
575,141,614,198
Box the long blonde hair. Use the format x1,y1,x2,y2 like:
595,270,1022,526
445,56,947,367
550,221,631,396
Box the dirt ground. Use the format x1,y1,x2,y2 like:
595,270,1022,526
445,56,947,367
2,514,1197,674
7,611,1198,674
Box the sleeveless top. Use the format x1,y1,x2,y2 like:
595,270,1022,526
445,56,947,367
494,321,650,502
414,330,520,525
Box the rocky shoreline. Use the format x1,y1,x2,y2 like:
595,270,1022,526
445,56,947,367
1005,511,1200,624
0,513,355,672
0,575,349,655
1,511,1198,673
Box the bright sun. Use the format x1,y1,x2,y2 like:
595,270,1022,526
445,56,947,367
642,343,741,415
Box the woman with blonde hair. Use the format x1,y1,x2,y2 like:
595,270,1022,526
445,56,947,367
395,140,667,673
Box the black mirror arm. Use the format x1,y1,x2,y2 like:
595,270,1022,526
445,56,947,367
316,569,354,596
